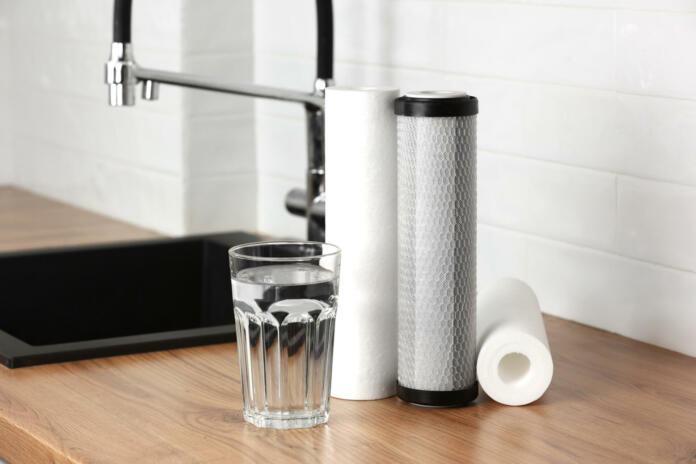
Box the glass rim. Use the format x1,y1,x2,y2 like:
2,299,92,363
228,240,341,262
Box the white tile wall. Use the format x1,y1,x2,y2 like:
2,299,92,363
255,0,696,355
617,10,696,100
12,136,184,234
478,151,617,250
183,53,254,116
184,114,255,178
479,224,696,357
255,114,306,181
506,0,696,12
184,173,257,234
182,0,252,55
616,177,696,273
13,91,185,174
257,175,306,239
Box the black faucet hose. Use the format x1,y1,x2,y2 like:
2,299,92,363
316,0,334,80
113,0,133,43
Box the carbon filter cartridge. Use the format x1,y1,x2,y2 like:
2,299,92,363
395,91,479,407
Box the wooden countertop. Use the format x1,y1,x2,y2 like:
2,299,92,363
0,186,695,463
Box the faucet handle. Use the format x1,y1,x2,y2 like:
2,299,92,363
105,42,137,106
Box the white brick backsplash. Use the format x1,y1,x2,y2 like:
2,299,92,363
610,94,696,187
510,0,696,13
258,0,615,88
258,55,696,188
13,91,184,174
132,0,184,50
617,177,696,273
7,0,251,53
185,114,255,178
478,151,616,249
255,54,315,89
254,54,315,119
442,2,615,88
474,81,696,188
182,0,252,54
617,10,696,100
12,136,183,234
0,131,10,184
480,152,696,272
352,59,696,187
477,224,530,289
334,0,446,71
254,0,314,57
7,0,183,50
183,53,254,116
7,0,112,44
184,174,257,233
257,175,305,238
255,114,306,181
479,224,696,357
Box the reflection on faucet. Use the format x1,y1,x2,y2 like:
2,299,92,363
105,0,333,241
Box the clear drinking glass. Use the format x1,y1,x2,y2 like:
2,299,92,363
229,241,341,429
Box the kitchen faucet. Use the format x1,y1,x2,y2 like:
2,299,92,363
105,0,333,241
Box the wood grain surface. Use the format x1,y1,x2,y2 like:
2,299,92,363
0,187,695,463
0,186,160,252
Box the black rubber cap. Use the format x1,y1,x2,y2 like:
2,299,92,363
394,91,478,117
397,382,479,407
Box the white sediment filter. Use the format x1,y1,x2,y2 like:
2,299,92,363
325,86,400,400
396,91,479,407
477,278,554,406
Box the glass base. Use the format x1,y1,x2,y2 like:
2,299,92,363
243,410,329,430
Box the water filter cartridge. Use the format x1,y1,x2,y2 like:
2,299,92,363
395,91,479,407
326,87,400,400
477,278,553,406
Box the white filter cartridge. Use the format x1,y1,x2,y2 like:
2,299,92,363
325,86,400,400
477,278,554,406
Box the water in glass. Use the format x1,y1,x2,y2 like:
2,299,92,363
232,262,338,429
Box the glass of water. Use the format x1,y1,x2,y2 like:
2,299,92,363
229,241,341,429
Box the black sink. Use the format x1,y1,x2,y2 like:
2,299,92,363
0,231,259,368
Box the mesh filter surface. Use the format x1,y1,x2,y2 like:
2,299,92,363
397,114,477,391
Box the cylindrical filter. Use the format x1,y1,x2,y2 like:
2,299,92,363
396,91,479,407
326,87,400,400
477,278,553,406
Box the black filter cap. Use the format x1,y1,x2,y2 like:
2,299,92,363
397,382,479,407
394,90,478,117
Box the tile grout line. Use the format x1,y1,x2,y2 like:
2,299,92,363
19,86,255,119
11,133,183,180
480,150,696,191
250,118,696,191
255,52,696,105
410,0,696,15
479,221,696,276
613,175,620,248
